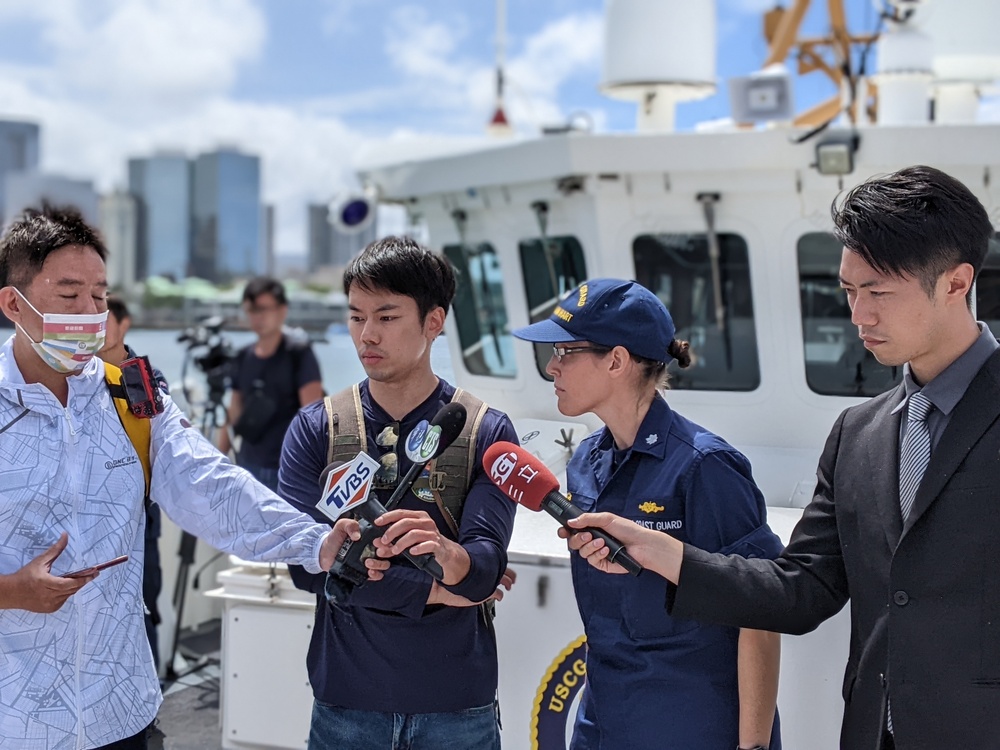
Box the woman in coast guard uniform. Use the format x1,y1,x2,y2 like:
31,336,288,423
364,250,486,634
514,278,783,750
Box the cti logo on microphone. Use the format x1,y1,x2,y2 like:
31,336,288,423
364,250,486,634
316,453,381,522
488,451,541,504
488,451,518,497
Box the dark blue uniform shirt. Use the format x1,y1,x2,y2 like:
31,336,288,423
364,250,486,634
279,379,518,714
567,395,783,750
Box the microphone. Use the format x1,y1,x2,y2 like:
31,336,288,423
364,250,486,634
386,401,467,511
317,401,469,601
483,441,643,576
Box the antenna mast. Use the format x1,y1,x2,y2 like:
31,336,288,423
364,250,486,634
488,0,513,136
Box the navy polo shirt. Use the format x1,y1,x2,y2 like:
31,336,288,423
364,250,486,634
278,378,518,714
567,395,783,750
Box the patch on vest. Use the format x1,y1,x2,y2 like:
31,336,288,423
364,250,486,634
531,635,588,750
412,466,436,503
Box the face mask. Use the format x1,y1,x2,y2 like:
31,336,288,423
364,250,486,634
14,289,108,374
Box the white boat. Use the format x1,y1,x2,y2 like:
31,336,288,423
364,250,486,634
205,1,1000,748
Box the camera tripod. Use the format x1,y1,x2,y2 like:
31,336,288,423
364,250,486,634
163,382,229,684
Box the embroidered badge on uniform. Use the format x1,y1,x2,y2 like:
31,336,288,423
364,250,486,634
638,501,665,514
645,433,658,445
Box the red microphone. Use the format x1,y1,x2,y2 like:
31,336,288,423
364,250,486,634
484,441,642,576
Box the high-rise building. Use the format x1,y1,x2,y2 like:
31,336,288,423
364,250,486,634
307,203,332,271
4,172,99,227
99,190,139,293
0,120,40,223
129,153,191,280
307,202,376,272
263,204,275,276
192,149,261,282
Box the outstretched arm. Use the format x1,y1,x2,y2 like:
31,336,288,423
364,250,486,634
737,628,780,749
561,513,683,579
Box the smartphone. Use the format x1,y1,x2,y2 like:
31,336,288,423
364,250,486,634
63,554,129,579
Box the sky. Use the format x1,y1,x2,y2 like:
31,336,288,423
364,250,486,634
0,0,994,258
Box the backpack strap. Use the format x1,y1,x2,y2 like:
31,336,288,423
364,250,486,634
428,387,489,537
104,362,152,501
324,383,365,467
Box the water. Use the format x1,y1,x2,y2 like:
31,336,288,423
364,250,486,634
126,328,455,401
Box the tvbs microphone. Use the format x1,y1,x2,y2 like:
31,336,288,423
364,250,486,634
483,441,643,576
318,402,468,602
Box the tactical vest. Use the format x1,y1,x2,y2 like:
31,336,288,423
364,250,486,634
322,384,489,536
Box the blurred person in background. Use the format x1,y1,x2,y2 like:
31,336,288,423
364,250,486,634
218,276,324,491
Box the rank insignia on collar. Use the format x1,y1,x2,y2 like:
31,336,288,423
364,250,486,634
644,433,658,445
638,501,665,514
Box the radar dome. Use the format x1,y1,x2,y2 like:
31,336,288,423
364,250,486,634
600,0,716,131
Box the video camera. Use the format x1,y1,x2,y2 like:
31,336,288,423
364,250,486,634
178,315,236,405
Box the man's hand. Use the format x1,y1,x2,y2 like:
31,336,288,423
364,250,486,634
562,512,684,582
373,509,471,586
498,565,517,592
426,566,518,607
318,518,362,571
0,533,96,613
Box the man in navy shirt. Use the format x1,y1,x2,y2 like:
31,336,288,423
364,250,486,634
279,236,517,750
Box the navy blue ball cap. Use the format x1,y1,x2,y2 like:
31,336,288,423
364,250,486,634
512,278,676,363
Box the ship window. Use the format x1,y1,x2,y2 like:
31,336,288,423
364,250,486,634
797,232,902,396
632,233,760,391
975,234,1000,337
443,243,516,378
519,236,588,379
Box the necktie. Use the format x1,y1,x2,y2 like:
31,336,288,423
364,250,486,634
888,391,934,734
899,391,933,523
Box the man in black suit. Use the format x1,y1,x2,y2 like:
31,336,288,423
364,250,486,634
562,165,999,750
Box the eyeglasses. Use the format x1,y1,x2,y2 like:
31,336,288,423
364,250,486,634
551,345,610,362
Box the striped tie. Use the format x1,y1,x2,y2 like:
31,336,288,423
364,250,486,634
888,391,934,735
898,391,933,522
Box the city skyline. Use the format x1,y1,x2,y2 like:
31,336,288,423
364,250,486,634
0,0,997,261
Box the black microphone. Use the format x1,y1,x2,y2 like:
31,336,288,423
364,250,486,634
384,401,467,511
483,441,643,576
317,457,446,583
317,401,469,599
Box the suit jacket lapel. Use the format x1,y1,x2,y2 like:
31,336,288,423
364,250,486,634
864,385,906,550
903,350,1000,537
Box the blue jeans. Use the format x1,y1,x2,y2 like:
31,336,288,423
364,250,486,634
309,702,500,750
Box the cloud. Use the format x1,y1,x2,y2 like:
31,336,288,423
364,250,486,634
1,0,265,114
320,0,369,38
506,12,603,128
380,6,602,132
0,1,608,255
61,0,265,108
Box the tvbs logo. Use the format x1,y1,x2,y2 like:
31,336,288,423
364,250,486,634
316,453,381,522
